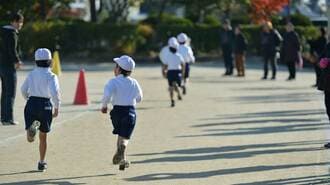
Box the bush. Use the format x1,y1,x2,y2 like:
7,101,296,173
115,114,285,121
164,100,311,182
17,20,319,60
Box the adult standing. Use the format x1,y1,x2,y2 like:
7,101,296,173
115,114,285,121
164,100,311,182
281,22,301,81
0,12,24,125
234,25,247,77
260,22,282,80
318,43,330,149
309,28,327,87
220,19,235,76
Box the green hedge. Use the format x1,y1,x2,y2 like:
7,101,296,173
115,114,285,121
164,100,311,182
18,21,319,59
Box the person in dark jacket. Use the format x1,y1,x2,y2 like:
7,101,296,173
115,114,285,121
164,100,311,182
309,27,327,87
234,25,247,77
260,21,282,80
281,22,301,81
318,42,330,149
0,12,24,125
220,19,235,76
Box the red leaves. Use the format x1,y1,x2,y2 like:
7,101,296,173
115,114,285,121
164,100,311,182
250,0,289,24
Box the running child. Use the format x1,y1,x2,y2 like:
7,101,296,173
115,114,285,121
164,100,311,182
159,37,185,107
21,48,60,172
101,55,143,170
177,33,195,94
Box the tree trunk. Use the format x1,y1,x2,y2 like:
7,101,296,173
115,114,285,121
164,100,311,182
90,0,97,22
40,0,46,21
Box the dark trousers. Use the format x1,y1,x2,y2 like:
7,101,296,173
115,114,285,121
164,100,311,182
222,47,233,74
314,63,322,86
287,61,296,79
325,91,330,120
263,55,276,78
0,68,17,122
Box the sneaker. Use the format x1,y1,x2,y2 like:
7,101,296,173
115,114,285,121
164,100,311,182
112,151,122,165
2,120,19,125
38,162,47,172
117,145,126,163
119,160,130,171
324,143,330,149
178,95,182,100
261,77,267,80
171,100,175,107
271,77,276,80
28,121,40,142
182,86,186,95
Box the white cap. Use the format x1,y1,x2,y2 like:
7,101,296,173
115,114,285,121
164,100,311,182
113,55,135,71
168,37,179,49
35,48,52,61
177,33,188,43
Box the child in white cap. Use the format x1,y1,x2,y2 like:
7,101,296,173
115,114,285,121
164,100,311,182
159,37,185,107
177,33,195,94
21,48,61,172
101,55,143,170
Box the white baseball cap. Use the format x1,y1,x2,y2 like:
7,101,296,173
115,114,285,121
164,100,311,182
177,33,188,43
113,55,135,71
168,37,179,49
35,48,52,61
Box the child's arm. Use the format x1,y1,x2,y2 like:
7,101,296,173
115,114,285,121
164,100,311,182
21,73,31,100
101,81,114,113
188,47,195,63
162,64,168,78
136,81,143,103
49,75,61,117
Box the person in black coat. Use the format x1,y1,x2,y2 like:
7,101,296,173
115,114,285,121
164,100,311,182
0,12,24,125
318,42,330,148
234,25,247,77
260,21,282,80
281,22,301,81
309,27,327,87
220,19,235,76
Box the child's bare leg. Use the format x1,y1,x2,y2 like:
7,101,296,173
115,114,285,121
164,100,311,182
169,86,174,101
173,83,182,100
39,132,47,162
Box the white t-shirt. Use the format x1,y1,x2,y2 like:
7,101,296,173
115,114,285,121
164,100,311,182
159,46,184,70
101,75,143,107
21,67,61,108
178,44,195,64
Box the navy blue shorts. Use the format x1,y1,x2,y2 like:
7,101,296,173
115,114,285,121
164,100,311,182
24,97,53,133
167,70,182,87
110,106,136,139
184,63,190,78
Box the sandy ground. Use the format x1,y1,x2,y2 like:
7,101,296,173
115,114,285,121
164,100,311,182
0,61,329,185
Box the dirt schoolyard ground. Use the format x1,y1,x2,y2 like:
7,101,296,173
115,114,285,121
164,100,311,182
0,61,329,185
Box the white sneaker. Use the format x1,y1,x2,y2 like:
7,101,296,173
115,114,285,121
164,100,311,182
28,121,40,141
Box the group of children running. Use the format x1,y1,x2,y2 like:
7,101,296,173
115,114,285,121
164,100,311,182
159,33,195,107
21,32,194,172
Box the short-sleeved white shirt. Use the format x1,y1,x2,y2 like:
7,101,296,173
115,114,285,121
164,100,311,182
178,44,195,64
101,75,143,107
159,46,184,70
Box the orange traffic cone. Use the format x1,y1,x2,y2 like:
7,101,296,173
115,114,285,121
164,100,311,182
73,69,88,105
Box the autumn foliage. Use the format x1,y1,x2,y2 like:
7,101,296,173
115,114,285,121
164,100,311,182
250,0,289,24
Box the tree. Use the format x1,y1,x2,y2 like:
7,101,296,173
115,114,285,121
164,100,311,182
90,0,97,22
0,0,73,22
250,0,289,23
103,0,142,23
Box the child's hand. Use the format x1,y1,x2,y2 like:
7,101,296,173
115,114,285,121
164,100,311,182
101,107,107,114
53,108,59,118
